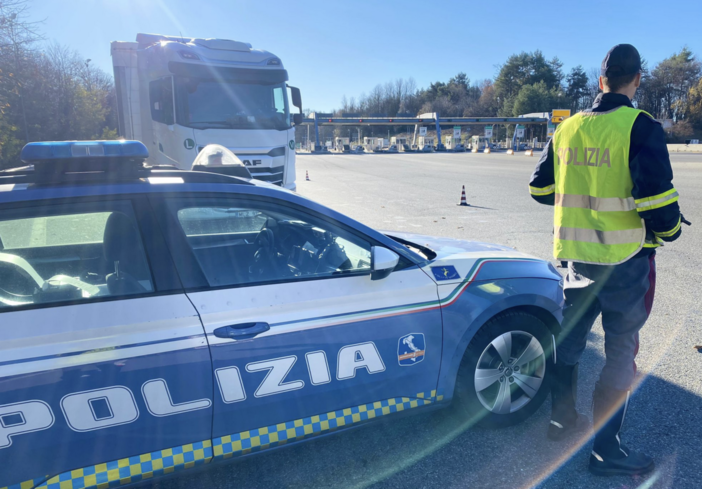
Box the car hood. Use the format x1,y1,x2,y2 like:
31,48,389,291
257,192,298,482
384,231,557,285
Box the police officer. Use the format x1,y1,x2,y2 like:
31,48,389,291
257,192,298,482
528,44,682,476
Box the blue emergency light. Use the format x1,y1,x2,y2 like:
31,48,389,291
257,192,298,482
20,140,149,163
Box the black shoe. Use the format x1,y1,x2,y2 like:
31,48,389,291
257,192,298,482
590,382,654,476
548,362,590,441
547,412,590,441
589,446,654,476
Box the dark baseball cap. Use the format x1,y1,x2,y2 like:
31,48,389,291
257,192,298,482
601,44,642,77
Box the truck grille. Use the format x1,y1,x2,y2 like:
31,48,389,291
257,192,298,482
248,166,284,185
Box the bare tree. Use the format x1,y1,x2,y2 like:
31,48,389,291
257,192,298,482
586,68,601,105
0,0,43,141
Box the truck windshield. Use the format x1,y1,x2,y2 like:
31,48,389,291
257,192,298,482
174,78,290,130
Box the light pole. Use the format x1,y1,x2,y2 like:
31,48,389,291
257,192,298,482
84,59,93,91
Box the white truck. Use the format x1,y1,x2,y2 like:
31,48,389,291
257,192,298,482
111,33,303,190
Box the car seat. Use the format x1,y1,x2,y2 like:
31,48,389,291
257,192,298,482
103,212,149,295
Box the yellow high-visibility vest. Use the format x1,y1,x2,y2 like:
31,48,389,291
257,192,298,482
552,106,653,264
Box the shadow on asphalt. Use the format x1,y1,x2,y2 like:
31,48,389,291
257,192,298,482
151,336,702,489
459,204,497,210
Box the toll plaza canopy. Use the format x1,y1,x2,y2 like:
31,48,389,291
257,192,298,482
301,114,548,126
300,112,551,150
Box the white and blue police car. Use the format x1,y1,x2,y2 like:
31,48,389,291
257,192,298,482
0,141,563,489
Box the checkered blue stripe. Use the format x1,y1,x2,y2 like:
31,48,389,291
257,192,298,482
3,390,443,489
212,390,441,459
28,440,212,489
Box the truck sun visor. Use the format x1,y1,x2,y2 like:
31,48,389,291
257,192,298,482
168,62,288,84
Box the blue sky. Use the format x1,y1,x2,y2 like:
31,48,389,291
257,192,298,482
30,0,702,111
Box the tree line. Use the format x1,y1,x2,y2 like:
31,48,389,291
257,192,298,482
0,0,117,168
331,48,702,142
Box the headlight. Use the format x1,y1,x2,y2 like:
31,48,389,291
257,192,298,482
178,51,200,60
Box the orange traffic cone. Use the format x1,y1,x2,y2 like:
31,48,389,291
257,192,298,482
306,171,310,181
458,185,469,206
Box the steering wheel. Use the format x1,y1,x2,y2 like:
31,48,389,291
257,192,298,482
0,253,101,305
0,253,44,301
250,228,280,279
316,240,352,273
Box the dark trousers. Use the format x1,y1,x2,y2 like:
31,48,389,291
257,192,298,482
557,253,656,391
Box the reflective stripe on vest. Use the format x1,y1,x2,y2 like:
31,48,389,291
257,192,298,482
552,106,650,265
555,226,644,245
555,194,636,212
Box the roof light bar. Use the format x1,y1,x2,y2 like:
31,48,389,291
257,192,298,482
21,140,149,163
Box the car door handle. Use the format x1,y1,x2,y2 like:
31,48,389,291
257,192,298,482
213,322,270,340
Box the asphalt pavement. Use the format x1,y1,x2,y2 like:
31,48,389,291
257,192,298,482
154,151,702,489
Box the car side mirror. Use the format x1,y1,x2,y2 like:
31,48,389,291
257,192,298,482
370,246,399,281
293,113,303,126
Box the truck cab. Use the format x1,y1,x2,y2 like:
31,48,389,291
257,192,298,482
111,34,302,190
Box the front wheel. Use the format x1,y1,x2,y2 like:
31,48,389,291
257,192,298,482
454,311,553,428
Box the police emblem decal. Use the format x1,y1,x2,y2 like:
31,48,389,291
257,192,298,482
398,333,426,366
431,265,460,281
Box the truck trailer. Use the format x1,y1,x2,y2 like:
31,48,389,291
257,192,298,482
111,33,303,190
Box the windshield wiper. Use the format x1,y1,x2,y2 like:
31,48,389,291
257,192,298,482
386,235,437,260
189,121,235,128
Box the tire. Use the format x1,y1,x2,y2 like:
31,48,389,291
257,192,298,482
454,311,553,428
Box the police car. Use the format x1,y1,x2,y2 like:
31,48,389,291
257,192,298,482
0,141,563,489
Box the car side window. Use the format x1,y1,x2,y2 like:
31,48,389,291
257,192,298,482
0,201,154,310
167,199,372,288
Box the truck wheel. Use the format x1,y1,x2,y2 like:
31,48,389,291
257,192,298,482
454,311,553,428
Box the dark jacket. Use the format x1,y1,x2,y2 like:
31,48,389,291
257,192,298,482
529,92,682,256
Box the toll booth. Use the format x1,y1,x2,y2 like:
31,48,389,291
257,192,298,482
471,135,491,150
391,137,409,151
363,137,385,152
418,136,435,152
334,137,350,152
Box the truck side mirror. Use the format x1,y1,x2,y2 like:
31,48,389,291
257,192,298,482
288,86,302,112
292,113,303,126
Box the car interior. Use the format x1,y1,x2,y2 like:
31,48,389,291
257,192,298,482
177,207,372,287
0,211,153,308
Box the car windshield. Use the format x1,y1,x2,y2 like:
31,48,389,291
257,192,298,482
174,78,290,130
